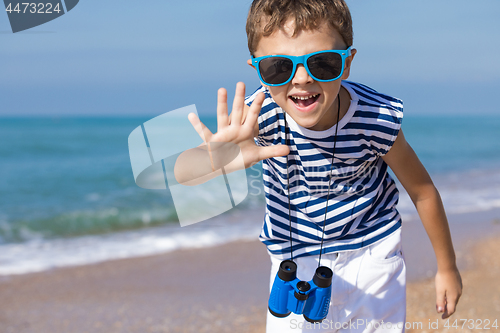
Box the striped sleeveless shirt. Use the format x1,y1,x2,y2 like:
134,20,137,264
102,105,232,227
245,80,404,259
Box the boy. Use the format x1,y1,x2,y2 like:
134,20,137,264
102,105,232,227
181,0,462,331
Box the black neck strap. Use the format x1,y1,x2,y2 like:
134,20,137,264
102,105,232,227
283,94,341,266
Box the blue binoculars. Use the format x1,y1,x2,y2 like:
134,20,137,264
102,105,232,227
268,260,333,323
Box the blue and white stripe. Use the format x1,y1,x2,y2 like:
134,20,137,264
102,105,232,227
245,80,404,259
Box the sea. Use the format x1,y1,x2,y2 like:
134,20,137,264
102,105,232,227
1,115,500,275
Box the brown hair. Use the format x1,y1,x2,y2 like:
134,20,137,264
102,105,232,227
246,0,353,56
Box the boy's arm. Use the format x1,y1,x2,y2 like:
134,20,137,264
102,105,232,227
382,129,463,319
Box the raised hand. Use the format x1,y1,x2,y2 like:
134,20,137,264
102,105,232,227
190,82,289,164
175,82,289,185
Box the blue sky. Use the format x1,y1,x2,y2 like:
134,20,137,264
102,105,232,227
1,0,499,116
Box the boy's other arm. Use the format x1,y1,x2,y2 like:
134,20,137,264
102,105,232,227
382,130,462,319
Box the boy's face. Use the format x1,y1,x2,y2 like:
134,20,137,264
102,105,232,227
248,21,356,131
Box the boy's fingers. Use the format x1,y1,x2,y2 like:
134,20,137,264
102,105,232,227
442,292,460,319
230,82,245,126
243,92,264,132
442,302,456,319
188,112,213,143
217,88,229,132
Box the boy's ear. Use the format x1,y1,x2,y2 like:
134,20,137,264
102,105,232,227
247,59,256,69
341,48,357,80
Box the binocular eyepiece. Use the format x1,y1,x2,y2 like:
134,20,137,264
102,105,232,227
268,260,333,323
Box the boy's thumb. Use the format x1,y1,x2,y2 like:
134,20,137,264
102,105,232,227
258,144,289,161
436,292,446,313
272,144,290,157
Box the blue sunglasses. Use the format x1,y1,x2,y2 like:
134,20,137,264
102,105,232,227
252,47,352,86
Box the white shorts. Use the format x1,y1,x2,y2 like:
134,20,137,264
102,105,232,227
266,228,406,333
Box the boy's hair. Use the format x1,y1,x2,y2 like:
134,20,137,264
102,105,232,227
246,0,353,56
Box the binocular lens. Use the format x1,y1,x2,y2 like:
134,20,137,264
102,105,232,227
313,266,333,288
278,260,297,281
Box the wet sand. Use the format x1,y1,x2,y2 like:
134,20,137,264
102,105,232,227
1,216,499,333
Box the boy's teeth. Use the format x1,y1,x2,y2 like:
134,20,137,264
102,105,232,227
291,94,318,100
291,94,319,108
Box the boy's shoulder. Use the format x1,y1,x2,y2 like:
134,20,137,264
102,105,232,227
342,80,403,113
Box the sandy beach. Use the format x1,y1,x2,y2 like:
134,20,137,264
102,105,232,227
1,215,499,333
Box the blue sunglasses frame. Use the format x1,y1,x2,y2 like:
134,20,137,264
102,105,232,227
251,47,352,86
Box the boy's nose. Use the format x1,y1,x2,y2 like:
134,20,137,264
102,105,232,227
291,64,314,85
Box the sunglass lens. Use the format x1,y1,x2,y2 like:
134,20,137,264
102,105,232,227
307,52,343,81
259,57,294,85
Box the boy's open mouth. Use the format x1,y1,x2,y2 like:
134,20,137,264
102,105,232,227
289,94,320,108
